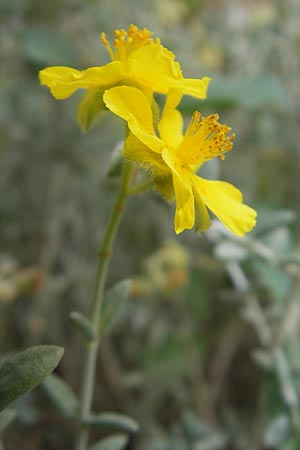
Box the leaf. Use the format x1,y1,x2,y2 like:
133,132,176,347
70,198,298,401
214,241,248,262
99,280,132,336
69,311,96,341
0,409,16,436
193,434,228,450
253,260,290,303
0,345,64,411
264,415,291,448
182,410,216,440
254,209,296,237
23,27,78,66
89,434,129,450
76,88,107,131
279,434,300,450
238,75,287,109
181,75,287,111
41,373,78,417
85,412,139,434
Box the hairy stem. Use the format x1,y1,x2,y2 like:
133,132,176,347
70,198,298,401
74,161,133,450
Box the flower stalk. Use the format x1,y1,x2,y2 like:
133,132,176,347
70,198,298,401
74,160,133,450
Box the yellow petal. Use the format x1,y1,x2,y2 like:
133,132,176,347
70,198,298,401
163,88,183,112
128,44,181,89
175,76,211,100
39,66,83,99
194,178,257,237
128,44,211,98
39,61,126,100
172,174,195,234
104,86,153,129
103,86,164,152
162,149,195,233
158,109,183,149
80,61,126,85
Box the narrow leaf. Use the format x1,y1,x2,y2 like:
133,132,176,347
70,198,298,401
69,311,96,341
0,409,16,436
41,373,78,417
89,434,128,450
0,345,64,411
99,280,132,336
85,412,139,434
23,27,78,66
264,415,291,448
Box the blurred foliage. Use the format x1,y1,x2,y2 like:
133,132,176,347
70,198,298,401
1,0,300,449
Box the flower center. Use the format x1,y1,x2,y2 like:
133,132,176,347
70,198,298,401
101,24,160,63
178,112,235,166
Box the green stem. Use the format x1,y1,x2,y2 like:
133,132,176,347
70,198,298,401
74,161,133,450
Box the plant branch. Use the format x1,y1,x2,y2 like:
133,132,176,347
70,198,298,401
74,161,133,450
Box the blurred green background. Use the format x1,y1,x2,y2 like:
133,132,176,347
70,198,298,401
1,0,300,449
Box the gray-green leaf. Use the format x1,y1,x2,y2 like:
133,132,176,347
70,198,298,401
23,27,78,66
264,415,291,448
89,434,129,450
69,311,96,342
0,409,16,436
0,345,64,411
85,412,139,434
99,280,132,336
41,373,78,418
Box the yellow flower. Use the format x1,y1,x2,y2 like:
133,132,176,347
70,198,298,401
39,25,210,129
103,86,257,237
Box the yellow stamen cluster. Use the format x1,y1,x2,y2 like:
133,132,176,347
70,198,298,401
179,112,235,165
101,24,160,62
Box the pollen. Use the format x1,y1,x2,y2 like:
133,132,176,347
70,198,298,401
178,112,235,165
100,24,158,62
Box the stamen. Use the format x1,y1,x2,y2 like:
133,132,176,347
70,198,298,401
100,24,158,62
115,33,127,62
128,24,138,35
178,112,235,165
100,32,115,60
